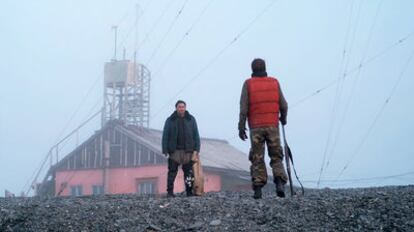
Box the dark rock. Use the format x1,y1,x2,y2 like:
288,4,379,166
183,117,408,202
0,186,413,231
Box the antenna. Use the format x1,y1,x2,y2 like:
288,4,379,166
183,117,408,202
111,25,118,61
134,4,139,56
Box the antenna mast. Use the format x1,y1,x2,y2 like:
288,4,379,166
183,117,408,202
111,25,118,61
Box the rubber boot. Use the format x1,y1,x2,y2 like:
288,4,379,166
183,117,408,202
275,177,286,198
183,164,194,197
253,186,262,199
167,170,177,198
185,175,194,197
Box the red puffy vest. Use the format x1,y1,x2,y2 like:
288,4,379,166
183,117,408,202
247,77,280,129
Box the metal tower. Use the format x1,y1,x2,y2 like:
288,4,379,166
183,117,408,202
102,59,151,127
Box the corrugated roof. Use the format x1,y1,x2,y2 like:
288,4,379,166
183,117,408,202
53,120,250,174
126,125,250,172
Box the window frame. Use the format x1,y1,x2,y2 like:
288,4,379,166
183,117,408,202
136,178,158,194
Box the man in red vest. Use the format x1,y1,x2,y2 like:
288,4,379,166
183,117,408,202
238,58,288,199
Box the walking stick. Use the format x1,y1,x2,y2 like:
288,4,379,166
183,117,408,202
281,125,305,196
281,125,294,196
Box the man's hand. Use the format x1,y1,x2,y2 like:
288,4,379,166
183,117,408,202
192,151,199,162
280,116,287,126
163,153,169,157
280,111,287,126
239,129,248,141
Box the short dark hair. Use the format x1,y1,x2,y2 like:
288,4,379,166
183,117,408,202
175,100,186,107
251,58,266,73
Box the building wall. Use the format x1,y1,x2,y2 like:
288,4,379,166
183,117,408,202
55,165,222,196
55,169,103,196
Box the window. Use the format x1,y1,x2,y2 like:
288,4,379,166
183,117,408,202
137,179,157,194
70,185,83,196
92,185,104,195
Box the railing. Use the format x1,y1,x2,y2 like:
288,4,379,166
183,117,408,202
26,109,102,196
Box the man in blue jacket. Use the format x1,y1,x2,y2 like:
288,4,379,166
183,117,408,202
162,100,201,197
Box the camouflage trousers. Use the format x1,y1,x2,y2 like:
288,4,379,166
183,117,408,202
249,126,288,188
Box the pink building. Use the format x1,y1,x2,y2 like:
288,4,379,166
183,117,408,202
38,120,251,196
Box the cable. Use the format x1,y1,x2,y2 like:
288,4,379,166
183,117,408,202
290,29,414,109
38,109,103,196
150,0,279,121
24,150,52,196
336,48,414,180
56,96,103,155
29,0,172,194
54,108,105,196
134,0,176,56
151,0,215,81
116,8,132,28
119,1,153,51
23,73,103,195
23,2,172,195
145,0,190,66
25,96,103,196
325,0,384,172
302,171,414,183
290,80,337,108
317,0,362,187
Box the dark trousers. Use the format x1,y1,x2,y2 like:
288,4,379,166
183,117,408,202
167,155,194,194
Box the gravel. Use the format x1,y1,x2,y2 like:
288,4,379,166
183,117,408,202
1,185,413,231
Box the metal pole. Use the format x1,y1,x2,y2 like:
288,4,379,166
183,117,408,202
135,4,139,55
112,25,118,60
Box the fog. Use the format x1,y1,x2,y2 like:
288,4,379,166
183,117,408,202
1,0,414,196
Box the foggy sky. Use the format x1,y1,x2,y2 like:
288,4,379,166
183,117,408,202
1,0,414,196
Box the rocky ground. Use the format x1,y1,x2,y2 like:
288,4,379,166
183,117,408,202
1,185,413,231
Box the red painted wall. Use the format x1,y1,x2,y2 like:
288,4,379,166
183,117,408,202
55,165,221,196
